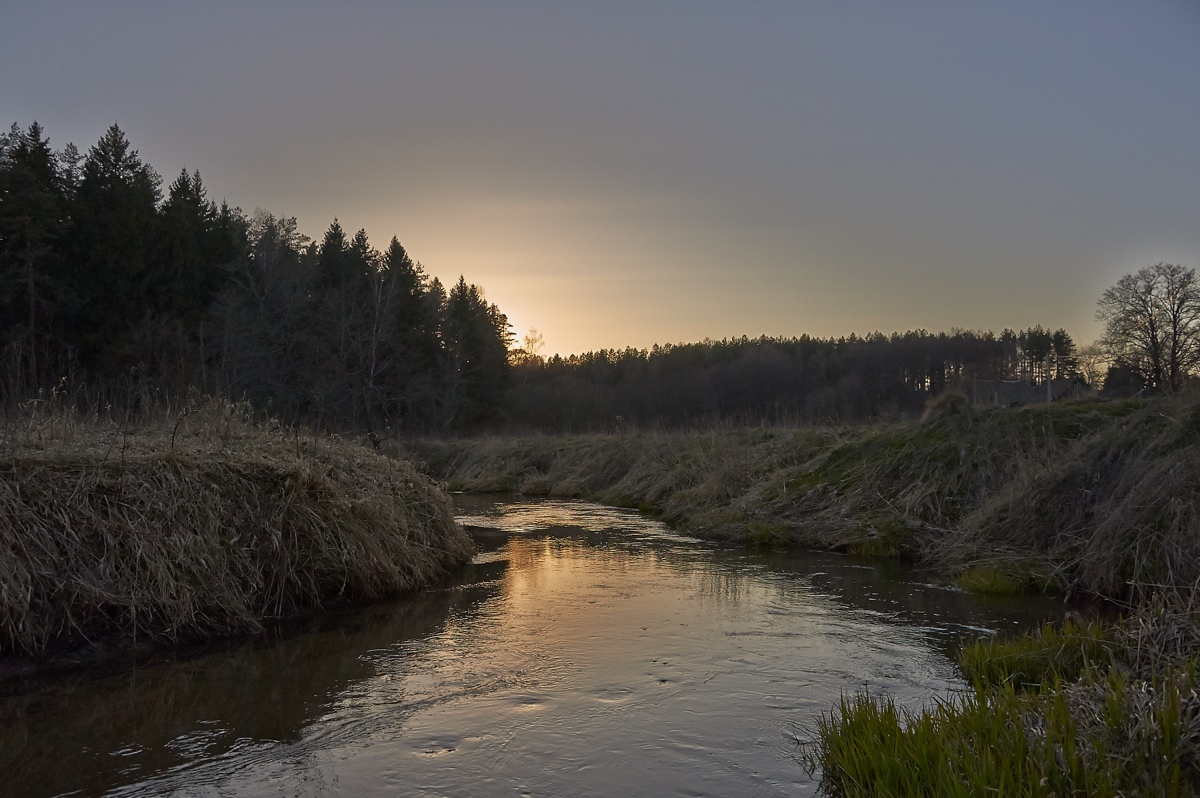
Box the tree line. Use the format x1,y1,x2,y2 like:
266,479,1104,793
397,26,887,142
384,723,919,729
0,121,511,432
506,259,1200,431
4,120,1194,435
505,327,1081,430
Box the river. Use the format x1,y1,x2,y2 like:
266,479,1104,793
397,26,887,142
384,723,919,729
2,496,1066,797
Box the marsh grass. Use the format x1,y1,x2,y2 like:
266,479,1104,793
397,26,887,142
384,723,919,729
0,397,474,657
961,397,1200,601
410,396,1200,599
958,621,1116,689
954,563,1058,595
809,613,1200,797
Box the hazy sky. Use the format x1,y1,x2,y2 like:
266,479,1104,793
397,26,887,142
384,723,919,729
5,2,1199,356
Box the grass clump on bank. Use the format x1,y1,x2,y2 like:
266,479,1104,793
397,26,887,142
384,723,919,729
958,620,1115,689
954,563,1058,595
0,398,474,658
808,609,1200,797
955,566,1025,594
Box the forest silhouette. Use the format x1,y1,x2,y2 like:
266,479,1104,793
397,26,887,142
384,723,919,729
1,121,1087,433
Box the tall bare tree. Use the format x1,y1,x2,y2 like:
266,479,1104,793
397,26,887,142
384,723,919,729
1097,262,1200,392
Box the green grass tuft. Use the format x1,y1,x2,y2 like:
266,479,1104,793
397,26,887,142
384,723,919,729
809,612,1200,796
958,622,1115,689
846,536,902,558
809,671,1200,798
956,566,1024,594
745,520,790,546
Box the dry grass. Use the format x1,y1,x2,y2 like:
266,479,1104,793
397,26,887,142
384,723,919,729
410,396,1200,599
958,395,1200,601
0,397,474,656
411,426,834,538
921,389,974,423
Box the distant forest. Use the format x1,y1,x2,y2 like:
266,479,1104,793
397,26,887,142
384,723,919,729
2,121,1088,433
507,328,1084,430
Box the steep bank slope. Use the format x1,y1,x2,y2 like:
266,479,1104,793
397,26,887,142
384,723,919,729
410,397,1200,600
0,401,474,657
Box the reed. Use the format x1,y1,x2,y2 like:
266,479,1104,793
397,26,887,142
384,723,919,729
0,397,474,656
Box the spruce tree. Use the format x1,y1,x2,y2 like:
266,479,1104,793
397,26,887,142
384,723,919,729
442,276,512,425
158,168,224,327
316,219,350,288
65,124,162,366
0,121,67,387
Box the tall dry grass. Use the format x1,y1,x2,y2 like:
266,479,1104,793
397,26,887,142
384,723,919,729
0,397,474,656
956,396,1200,602
410,396,1200,599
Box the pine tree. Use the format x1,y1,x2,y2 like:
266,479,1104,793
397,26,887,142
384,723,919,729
442,276,512,425
316,219,350,288
0,121,67,386
64,124,162,366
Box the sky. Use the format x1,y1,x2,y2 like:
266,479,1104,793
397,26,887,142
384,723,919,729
4,1,1199,357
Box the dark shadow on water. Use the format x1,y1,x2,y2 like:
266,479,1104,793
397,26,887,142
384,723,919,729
0,563,503,798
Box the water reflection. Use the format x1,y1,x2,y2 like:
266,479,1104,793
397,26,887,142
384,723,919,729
1,573,502,798
457,495,1062,663
2,497,1065,797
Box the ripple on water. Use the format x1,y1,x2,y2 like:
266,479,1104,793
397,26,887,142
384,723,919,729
2,497,1067,798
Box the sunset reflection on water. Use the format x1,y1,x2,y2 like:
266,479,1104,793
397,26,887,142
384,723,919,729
4,497,1065,798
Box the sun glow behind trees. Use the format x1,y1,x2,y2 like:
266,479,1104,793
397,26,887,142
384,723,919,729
7,120,1193,434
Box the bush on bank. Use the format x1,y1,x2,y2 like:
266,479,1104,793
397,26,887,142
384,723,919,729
0,399,474,656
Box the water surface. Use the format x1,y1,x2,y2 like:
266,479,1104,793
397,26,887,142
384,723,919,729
2,497,1065,797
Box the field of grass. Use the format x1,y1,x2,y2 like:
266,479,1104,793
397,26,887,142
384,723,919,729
409,394,1200,601
0,398,474,658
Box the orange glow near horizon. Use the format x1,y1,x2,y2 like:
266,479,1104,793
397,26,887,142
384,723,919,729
8,3,1197,357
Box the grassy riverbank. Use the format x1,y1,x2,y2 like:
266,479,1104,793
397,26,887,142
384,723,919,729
0,399,474,659
410,394,1200,793
808,605,1200,796
411,394,1200,601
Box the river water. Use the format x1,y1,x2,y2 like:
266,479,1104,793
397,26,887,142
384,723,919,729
3,497,1066,797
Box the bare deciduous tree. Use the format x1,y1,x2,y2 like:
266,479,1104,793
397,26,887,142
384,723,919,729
1074,342,1108,388
1097,262,1200,392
